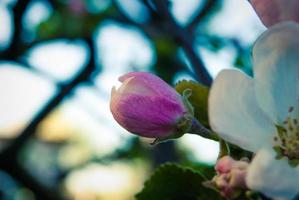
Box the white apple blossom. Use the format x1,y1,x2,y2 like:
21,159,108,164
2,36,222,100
209,22,299,200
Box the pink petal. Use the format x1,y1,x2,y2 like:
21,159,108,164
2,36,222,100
215,156,235,174
250,0,299,27
110,93,186,138
119,72,182,103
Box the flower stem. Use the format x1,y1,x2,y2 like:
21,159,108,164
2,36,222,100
189,118,219,141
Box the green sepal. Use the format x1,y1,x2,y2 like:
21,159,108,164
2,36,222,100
218,139,230,159
182,89,194,116
151,114,193,145
175,80,210,128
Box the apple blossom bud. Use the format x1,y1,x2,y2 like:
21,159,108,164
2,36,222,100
215,156,249,175
204,156,249,199
110,72,192,139
250,0,299,27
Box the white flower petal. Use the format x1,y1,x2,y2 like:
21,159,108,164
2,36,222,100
253,22,299,124
246,148,299,200
209,69,275,152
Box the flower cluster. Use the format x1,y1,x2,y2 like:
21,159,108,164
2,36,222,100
208,1,299,198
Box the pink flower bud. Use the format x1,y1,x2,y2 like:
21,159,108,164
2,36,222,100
250,0,299,27
216,156,249,174
110,72,189,138
213,156,249,199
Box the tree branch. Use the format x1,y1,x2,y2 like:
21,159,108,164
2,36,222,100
187,0,219,31
150,0,212,86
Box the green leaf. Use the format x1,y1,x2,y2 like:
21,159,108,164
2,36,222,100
136,163,223,200
175,80,210,128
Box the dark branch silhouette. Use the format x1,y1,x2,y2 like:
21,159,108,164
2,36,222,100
187,0,219,31
149,0,213,86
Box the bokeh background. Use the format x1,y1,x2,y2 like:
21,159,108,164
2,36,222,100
0,0,265,199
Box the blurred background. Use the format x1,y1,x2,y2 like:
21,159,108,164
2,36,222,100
0,0,265,199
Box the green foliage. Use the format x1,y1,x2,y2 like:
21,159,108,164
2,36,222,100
182,162,216,180
37,2,110,40
37,11,105,39
136,163,223,200
175,80,210,128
